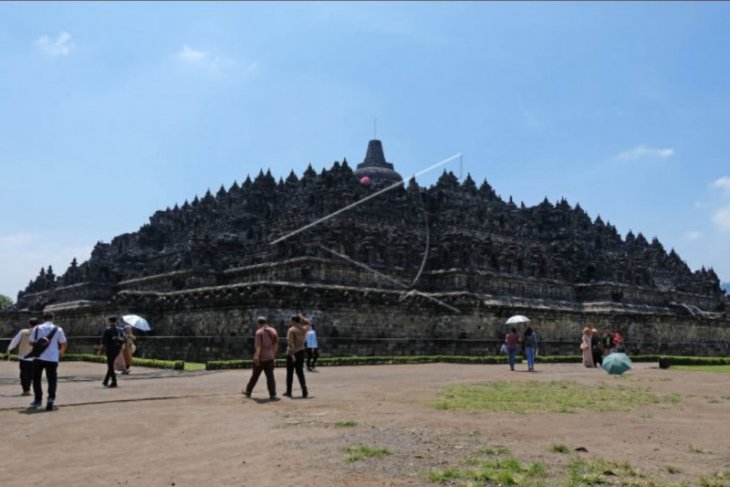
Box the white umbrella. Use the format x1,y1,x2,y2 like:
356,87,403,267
505,315,530,325
122,314,151,332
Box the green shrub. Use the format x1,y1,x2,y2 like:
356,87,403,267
658,356,730,369
59,353,184,370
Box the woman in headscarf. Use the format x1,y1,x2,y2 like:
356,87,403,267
121,325,136,374
580,327,594,368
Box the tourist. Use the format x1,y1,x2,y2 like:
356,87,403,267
504,327,519,371
305,323,319,371
121,325,136,374
522,326,538,372
591,328,603,367
284,315,309,398
602,330,615,354
580,327,593,368
99,316,124,388
244,316,279,400
613,331,624,352
29,312,68,411
6,318,38,395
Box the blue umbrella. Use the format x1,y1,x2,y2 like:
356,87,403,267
602,352,632,375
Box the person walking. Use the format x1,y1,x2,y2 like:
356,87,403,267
99,316,124,388
29,312,67,411
591,327,603,367
244,317,279,400
522,326,538,372
580,327,594,368
284,315,309,398
305,324,319,371
6,318,38,395
504,327,519,371
121,325,136,374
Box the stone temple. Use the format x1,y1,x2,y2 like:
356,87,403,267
3,139,728,361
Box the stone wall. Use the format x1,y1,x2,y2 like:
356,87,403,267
2,283,728,362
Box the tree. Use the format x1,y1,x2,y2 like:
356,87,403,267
0,294,13,310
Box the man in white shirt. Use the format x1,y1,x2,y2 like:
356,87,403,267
305,323,319,372
6,318,38,395
29,312,68,411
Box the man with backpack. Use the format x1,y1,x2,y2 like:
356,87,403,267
243,316,279,400
28,312,67,411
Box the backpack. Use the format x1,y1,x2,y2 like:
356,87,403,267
25,326,58,359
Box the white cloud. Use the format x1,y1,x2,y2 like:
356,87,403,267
35,31,73,57
176,45,235,75
178,45,208,62
712,206,730,232
711,176,730,194
617,144,675,161
685,231,702,241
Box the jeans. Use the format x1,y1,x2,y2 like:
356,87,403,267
32,360,58,404
19,360,33,392
104,352,118,385
246,359,276,397
507,348,516,370
306,348,319,369
286,350,307,395
525,346,535,370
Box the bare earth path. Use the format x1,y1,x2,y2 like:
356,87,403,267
1,361,728,487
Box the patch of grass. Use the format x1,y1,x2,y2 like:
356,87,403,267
344,444,391,462
183,362,206,372
672,365,730,374
478,446,511,456
334,419,358,428
665,465,682,474
550,443,571,454
432,380,662,414
428,452,546,486
566,458,685,487
700,470,730,487
689,444,709,454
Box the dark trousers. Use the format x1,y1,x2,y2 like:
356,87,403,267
306,348,319,369
246,359,276,397
592,349,603,367
32,360,58,403
19,360,33,392
286,350,307,395
104,352,118,385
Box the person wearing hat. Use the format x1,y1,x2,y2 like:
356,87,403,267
580,327,594,368
243,317,279,400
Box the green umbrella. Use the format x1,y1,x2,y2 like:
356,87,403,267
602,352,632,375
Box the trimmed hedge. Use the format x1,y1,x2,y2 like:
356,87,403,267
206,355,518,370
205,354,711,370
0,352,184,370
658,356,730,369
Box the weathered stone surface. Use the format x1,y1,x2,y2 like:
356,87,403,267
4,139,728,359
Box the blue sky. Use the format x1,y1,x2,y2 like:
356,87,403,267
1,2,729,299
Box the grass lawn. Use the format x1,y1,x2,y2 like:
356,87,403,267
432,380,675,414
671,365,730,373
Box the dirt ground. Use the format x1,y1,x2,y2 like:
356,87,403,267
1,360,728,487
